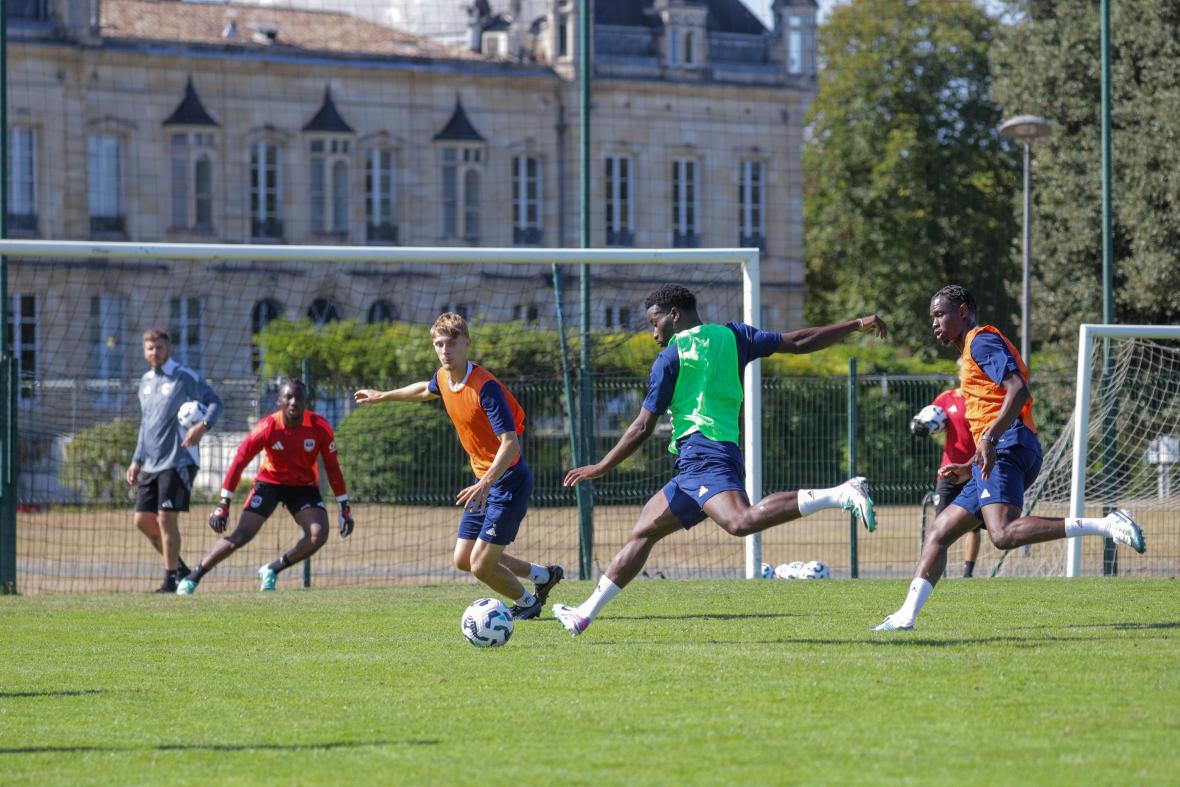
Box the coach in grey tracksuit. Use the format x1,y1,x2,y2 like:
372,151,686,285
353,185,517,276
124,328,223,593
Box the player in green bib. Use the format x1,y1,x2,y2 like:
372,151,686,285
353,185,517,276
554,284,888,636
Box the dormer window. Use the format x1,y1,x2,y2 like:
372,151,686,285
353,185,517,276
302,87,355,239
433,100,487,243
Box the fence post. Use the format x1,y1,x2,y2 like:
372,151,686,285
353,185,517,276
301,358,313,589
848,358,858,579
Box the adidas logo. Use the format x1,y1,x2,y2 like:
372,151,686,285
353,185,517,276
698,485,709,498
161,500,174,509
486,527,497,537
271,441,284,450
981,489,992,499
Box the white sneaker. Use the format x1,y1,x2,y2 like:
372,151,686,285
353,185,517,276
258,564,277,591
842,477,877,532
552,604,591,637
872,615,913,631
1107,509,1146,554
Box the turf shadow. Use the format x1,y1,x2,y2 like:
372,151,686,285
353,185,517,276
603,612,803,622
0,740,439,755
0,689,105,699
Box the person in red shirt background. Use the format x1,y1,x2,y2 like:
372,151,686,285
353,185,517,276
912,385,979,576
176,378,354,594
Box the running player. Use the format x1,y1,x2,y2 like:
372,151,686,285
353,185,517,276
553,284,886,636
874,285,1145,630
176,378,353,594
912,385,980,576
352,313,562,620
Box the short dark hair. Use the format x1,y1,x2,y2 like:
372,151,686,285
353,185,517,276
142,328,171,344
644,284,697,313
932,284,976,316
279,377,308,397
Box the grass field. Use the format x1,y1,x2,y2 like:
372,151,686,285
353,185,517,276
1,579,1177,785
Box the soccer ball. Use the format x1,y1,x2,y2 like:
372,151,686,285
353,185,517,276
760,562,775,579
910,404,948,436
774,561,805,580
461,598,514,648
177,400,209,430
799,560,830,580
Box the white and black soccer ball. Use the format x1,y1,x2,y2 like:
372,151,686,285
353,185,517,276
760,562,775,579
461,598,515,648
910,404,948,437
177,400,209,430
774,561,806,580
799,560,830,580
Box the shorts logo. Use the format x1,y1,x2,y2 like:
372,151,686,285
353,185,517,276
160,500,174,510
250,495,263,509
981,489,992,499
271,441,285,450
486,526,497,537
161,382,174,395
303,438,316,452
698,485,709,498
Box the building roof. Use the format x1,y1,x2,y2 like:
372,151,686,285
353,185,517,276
432,99,485,142
595,0,768,35
162,77,219,126
101,0,492,62
302,87,354,133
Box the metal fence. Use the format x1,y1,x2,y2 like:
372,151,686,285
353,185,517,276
13,370,1173,593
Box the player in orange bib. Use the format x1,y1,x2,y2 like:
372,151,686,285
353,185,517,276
353,313,563,620
875,285,1146,630
176,378,354,594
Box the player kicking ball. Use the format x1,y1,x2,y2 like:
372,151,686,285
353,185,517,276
873,285,1145,630
353,313,562,620
554,284,886,636
176,379,354,594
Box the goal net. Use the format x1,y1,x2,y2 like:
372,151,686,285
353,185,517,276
995,326,1180,577
2,240,764,593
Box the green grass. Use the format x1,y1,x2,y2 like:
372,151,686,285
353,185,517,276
1,579,1177,785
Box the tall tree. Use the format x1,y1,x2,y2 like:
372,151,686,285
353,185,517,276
992,0,1180,351
805,0,1020,356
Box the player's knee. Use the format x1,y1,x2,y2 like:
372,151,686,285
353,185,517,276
470,557,496,582
989,528,1019,551
224,529,254,548
453,554,472,573
308,525,328,548
718,514,753,538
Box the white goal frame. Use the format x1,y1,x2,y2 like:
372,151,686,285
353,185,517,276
0,239,766,579
1067,323,1180,576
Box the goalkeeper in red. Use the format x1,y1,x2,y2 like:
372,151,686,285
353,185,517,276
873,285,1146,630
176,378,354,593
553,284,887,636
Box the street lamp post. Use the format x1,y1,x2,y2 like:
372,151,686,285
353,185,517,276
999,115,1052,367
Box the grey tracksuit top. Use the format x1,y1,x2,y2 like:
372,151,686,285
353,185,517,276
132,359,223,473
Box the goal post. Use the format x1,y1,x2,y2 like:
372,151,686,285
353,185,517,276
1066,324,1180,576
0,239,766,588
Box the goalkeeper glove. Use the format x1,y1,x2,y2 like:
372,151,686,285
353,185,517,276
338,498,354,538
209,495,232,534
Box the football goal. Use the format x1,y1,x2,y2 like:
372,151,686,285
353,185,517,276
997,324,1180,577
0,239,769,592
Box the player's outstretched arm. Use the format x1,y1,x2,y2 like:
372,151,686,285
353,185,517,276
564,408,659,486
354,380,438,404
777,315,887,355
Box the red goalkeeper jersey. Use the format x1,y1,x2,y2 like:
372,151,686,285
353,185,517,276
220,410,346,497
932,388,975,469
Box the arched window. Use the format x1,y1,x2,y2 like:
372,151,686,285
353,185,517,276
251,298,283,372
367,300,398,324
308,297,341,324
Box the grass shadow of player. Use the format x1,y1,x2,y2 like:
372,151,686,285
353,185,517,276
0,740,440,755
0,689,106,699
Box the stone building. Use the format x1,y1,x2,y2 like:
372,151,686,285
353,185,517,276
4,0,817,430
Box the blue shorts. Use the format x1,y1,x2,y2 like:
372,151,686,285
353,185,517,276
952,441,1043,519
458,460,532,546
662,434,746,528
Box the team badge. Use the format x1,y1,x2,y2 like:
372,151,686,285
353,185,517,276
303,438,316,452
250,495,263,509
161,382,174,395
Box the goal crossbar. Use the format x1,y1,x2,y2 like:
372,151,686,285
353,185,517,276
1067,324,1180,576
0,239,766,579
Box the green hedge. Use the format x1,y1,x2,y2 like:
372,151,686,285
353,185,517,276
61,419,139,503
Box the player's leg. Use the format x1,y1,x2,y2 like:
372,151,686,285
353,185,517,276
553,488,684,636
469,540,529,601
874,504,980,630
258,496,330,591
176,510,268,593
135,512,163,555
963,528,981,577
482,465,564,609
157,509,181,572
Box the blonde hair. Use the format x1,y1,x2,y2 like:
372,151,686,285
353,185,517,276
430,312,470,340
142,328,171,344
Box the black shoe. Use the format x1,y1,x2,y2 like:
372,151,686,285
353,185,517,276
533,565,564,607
509,597,543,620
177,561,191,581
154,581,177,594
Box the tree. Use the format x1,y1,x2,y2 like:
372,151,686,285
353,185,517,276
805,0,1020,357
991,0,1180,351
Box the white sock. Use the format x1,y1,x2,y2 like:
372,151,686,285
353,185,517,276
576,575,622,622
528,564,550,584
797,482,849,516
895,578,934,625
1064,515,1112,538
515,590,537,607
